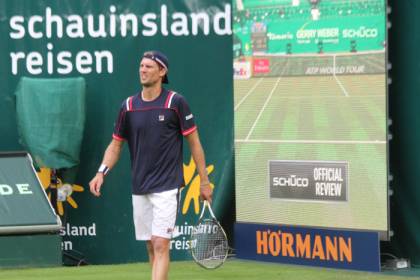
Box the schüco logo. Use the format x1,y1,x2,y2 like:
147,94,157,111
343,27,378,38
272,175,309,188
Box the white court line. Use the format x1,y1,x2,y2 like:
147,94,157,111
333,54,350,97
234,59,285,112
235,139,386,144
334,75,350,97
234,78,263,111
244,59,290,141
245,76,282,141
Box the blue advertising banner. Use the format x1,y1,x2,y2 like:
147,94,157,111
235,222,380,272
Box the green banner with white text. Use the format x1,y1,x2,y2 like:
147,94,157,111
0,0,233,264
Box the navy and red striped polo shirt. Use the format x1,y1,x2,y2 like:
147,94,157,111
113,88,197,195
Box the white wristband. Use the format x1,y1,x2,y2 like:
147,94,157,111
98,164,109,175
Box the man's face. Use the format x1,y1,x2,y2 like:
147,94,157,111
139,58,166,87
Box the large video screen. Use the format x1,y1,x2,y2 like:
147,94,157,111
234,0,388,235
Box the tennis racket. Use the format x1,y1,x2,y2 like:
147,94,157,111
190,200,229,269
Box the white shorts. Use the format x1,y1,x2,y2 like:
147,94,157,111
132,188,179,240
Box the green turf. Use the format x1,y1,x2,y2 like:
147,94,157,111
234,75,386,141
0,260,416,280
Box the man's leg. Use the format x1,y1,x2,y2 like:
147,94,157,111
151,236,170,280
149,189,178,280
146,240,154,267
132,195,154,268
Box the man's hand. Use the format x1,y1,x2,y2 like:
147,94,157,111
200,183,213,204
89,173,104,197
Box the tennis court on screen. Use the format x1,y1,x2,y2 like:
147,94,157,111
234,50,388,232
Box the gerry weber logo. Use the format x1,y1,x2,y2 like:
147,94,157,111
159,115,165,121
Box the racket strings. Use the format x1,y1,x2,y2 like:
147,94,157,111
191,219,228,269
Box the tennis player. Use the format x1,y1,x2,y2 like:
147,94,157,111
89,50,212,280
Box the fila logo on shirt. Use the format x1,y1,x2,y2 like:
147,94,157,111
159,115,165,121
185,114,193,120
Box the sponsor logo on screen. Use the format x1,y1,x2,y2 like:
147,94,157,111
269,160,348,202
253,58,270,74
234,61,251,79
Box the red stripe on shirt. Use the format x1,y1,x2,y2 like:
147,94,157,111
164,91,174,108
112,133,126,141
129,96,133,111
182,125,197,136
115,108,126,137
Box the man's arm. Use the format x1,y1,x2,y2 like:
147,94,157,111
185,130,213,203
89,139,124,197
